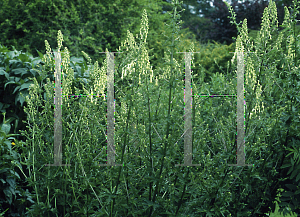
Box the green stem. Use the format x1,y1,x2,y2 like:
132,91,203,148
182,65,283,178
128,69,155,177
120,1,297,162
175,167,190,215
110,168,113,217
1,112,6,124
110,42,145,215
149,25,176,217
148,71,173,217
32,113,39,205
111,86,133,216
145,75,154,207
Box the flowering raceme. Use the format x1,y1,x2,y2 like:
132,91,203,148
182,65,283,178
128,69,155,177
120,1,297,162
231,24,265,120
118,9,154,87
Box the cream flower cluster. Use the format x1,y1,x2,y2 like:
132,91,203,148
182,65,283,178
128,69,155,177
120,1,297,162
231,31,265,120
81,50,107,105
118,9,154,86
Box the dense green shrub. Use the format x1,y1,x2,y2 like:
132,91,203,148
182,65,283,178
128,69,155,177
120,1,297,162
0,43,108,216
191,40,236,84
0,0,198,76
0,113,35,216
0,0,299,216
0,44,103,144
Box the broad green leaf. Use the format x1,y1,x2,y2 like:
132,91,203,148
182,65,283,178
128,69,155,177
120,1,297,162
14,77,20,82
278,201,290,207
287,166,293,175
282,191,294,197
285,184,297,191
18,54,29,62
3,188,12,205
19,81,34,91
6,178,15,189
0,68,9,80
11,68,27,75
290,169,298,179
17,91,30,107
29,68,38,77
4,81,16,90
1,123,11,135
295,189,300,195
35,49,44,59
12,86,21,94
10,170,20,179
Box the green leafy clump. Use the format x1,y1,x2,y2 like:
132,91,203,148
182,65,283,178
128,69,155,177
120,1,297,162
1,0,300,216
193,40,237,84
225,0,300,215
0,112,35,216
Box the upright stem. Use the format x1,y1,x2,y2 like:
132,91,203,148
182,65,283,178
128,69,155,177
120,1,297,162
111,86,134,216
111,41,146,215
32,114,39,204
145,76,153,205
64,167,66,216
175,167,190,215
149,9,176,216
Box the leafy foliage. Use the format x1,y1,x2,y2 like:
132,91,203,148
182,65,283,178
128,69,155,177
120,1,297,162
190,0,300,47
224,0,300,215
0,43,100,145
0,0,299,216
0,113,35,216
0,0,197,78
